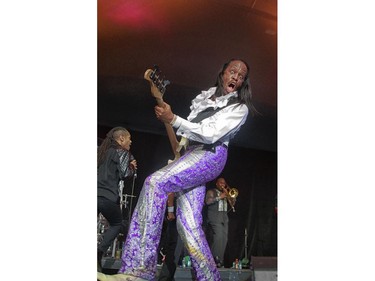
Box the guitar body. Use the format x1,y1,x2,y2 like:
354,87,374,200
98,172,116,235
144,66,184,162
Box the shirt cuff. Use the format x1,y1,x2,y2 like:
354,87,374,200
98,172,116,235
172,115,183,128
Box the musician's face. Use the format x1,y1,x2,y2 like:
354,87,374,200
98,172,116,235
222,60,248,94
216,178,227,191
119,133,132,150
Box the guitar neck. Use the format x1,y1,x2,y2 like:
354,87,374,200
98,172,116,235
164,123,180,159
155,97,164,107
144,66,181,162
155,97,180,159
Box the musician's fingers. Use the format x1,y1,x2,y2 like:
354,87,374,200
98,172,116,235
155,107,161,118
155,105,166,114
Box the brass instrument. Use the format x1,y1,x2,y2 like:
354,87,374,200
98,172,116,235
228,187,239,199
224,185,239,212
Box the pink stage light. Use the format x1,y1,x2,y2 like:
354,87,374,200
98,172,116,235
99,0,169,32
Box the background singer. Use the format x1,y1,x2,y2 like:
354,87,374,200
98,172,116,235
97,127,137,272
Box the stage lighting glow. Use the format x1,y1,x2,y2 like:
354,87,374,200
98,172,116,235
99,0,168,32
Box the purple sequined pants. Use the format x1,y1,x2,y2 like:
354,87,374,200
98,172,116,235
119,144,227,280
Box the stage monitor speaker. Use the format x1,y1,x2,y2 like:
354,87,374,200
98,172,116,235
251,256,277,281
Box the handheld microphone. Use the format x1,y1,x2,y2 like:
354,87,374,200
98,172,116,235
129,152,137,178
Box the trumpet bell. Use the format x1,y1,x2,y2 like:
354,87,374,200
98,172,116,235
228,188,239,198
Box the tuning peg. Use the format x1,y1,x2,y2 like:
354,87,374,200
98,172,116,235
150,69,157,79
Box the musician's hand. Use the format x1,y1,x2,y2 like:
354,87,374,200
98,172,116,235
166,212,176,221
130,159,137,170
155,102,174,123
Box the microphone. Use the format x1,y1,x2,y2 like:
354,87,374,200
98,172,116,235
129,152,137,178
130,153,135,161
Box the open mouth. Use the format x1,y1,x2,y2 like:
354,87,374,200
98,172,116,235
227,82,236,92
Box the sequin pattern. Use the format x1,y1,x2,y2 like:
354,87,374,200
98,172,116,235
119,145,227,280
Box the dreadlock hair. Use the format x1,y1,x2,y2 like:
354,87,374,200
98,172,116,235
97,127,129,167
214,58,259,116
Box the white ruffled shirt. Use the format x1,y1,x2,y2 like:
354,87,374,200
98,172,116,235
172,87,249,146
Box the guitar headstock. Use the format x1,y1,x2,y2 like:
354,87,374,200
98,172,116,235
144,65,170,100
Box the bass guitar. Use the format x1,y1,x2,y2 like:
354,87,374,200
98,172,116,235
144,65,187,163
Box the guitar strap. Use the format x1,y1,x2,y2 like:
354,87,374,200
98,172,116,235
180,96,240,153
190,96,240,123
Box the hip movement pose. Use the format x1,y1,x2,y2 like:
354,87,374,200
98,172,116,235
98,59,257,281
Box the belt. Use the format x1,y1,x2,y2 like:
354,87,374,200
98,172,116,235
188,140,228,152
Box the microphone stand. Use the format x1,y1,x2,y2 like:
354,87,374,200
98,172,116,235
241,228,250,268
128,170,137,223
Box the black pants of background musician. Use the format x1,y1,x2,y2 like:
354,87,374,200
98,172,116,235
97,197,123,267
158,218,191,280
206,216,229,267
157,216,178,281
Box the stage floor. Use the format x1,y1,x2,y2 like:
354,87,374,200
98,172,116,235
101,257,253,281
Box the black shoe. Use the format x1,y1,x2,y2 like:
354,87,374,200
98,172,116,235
97,249,104,272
